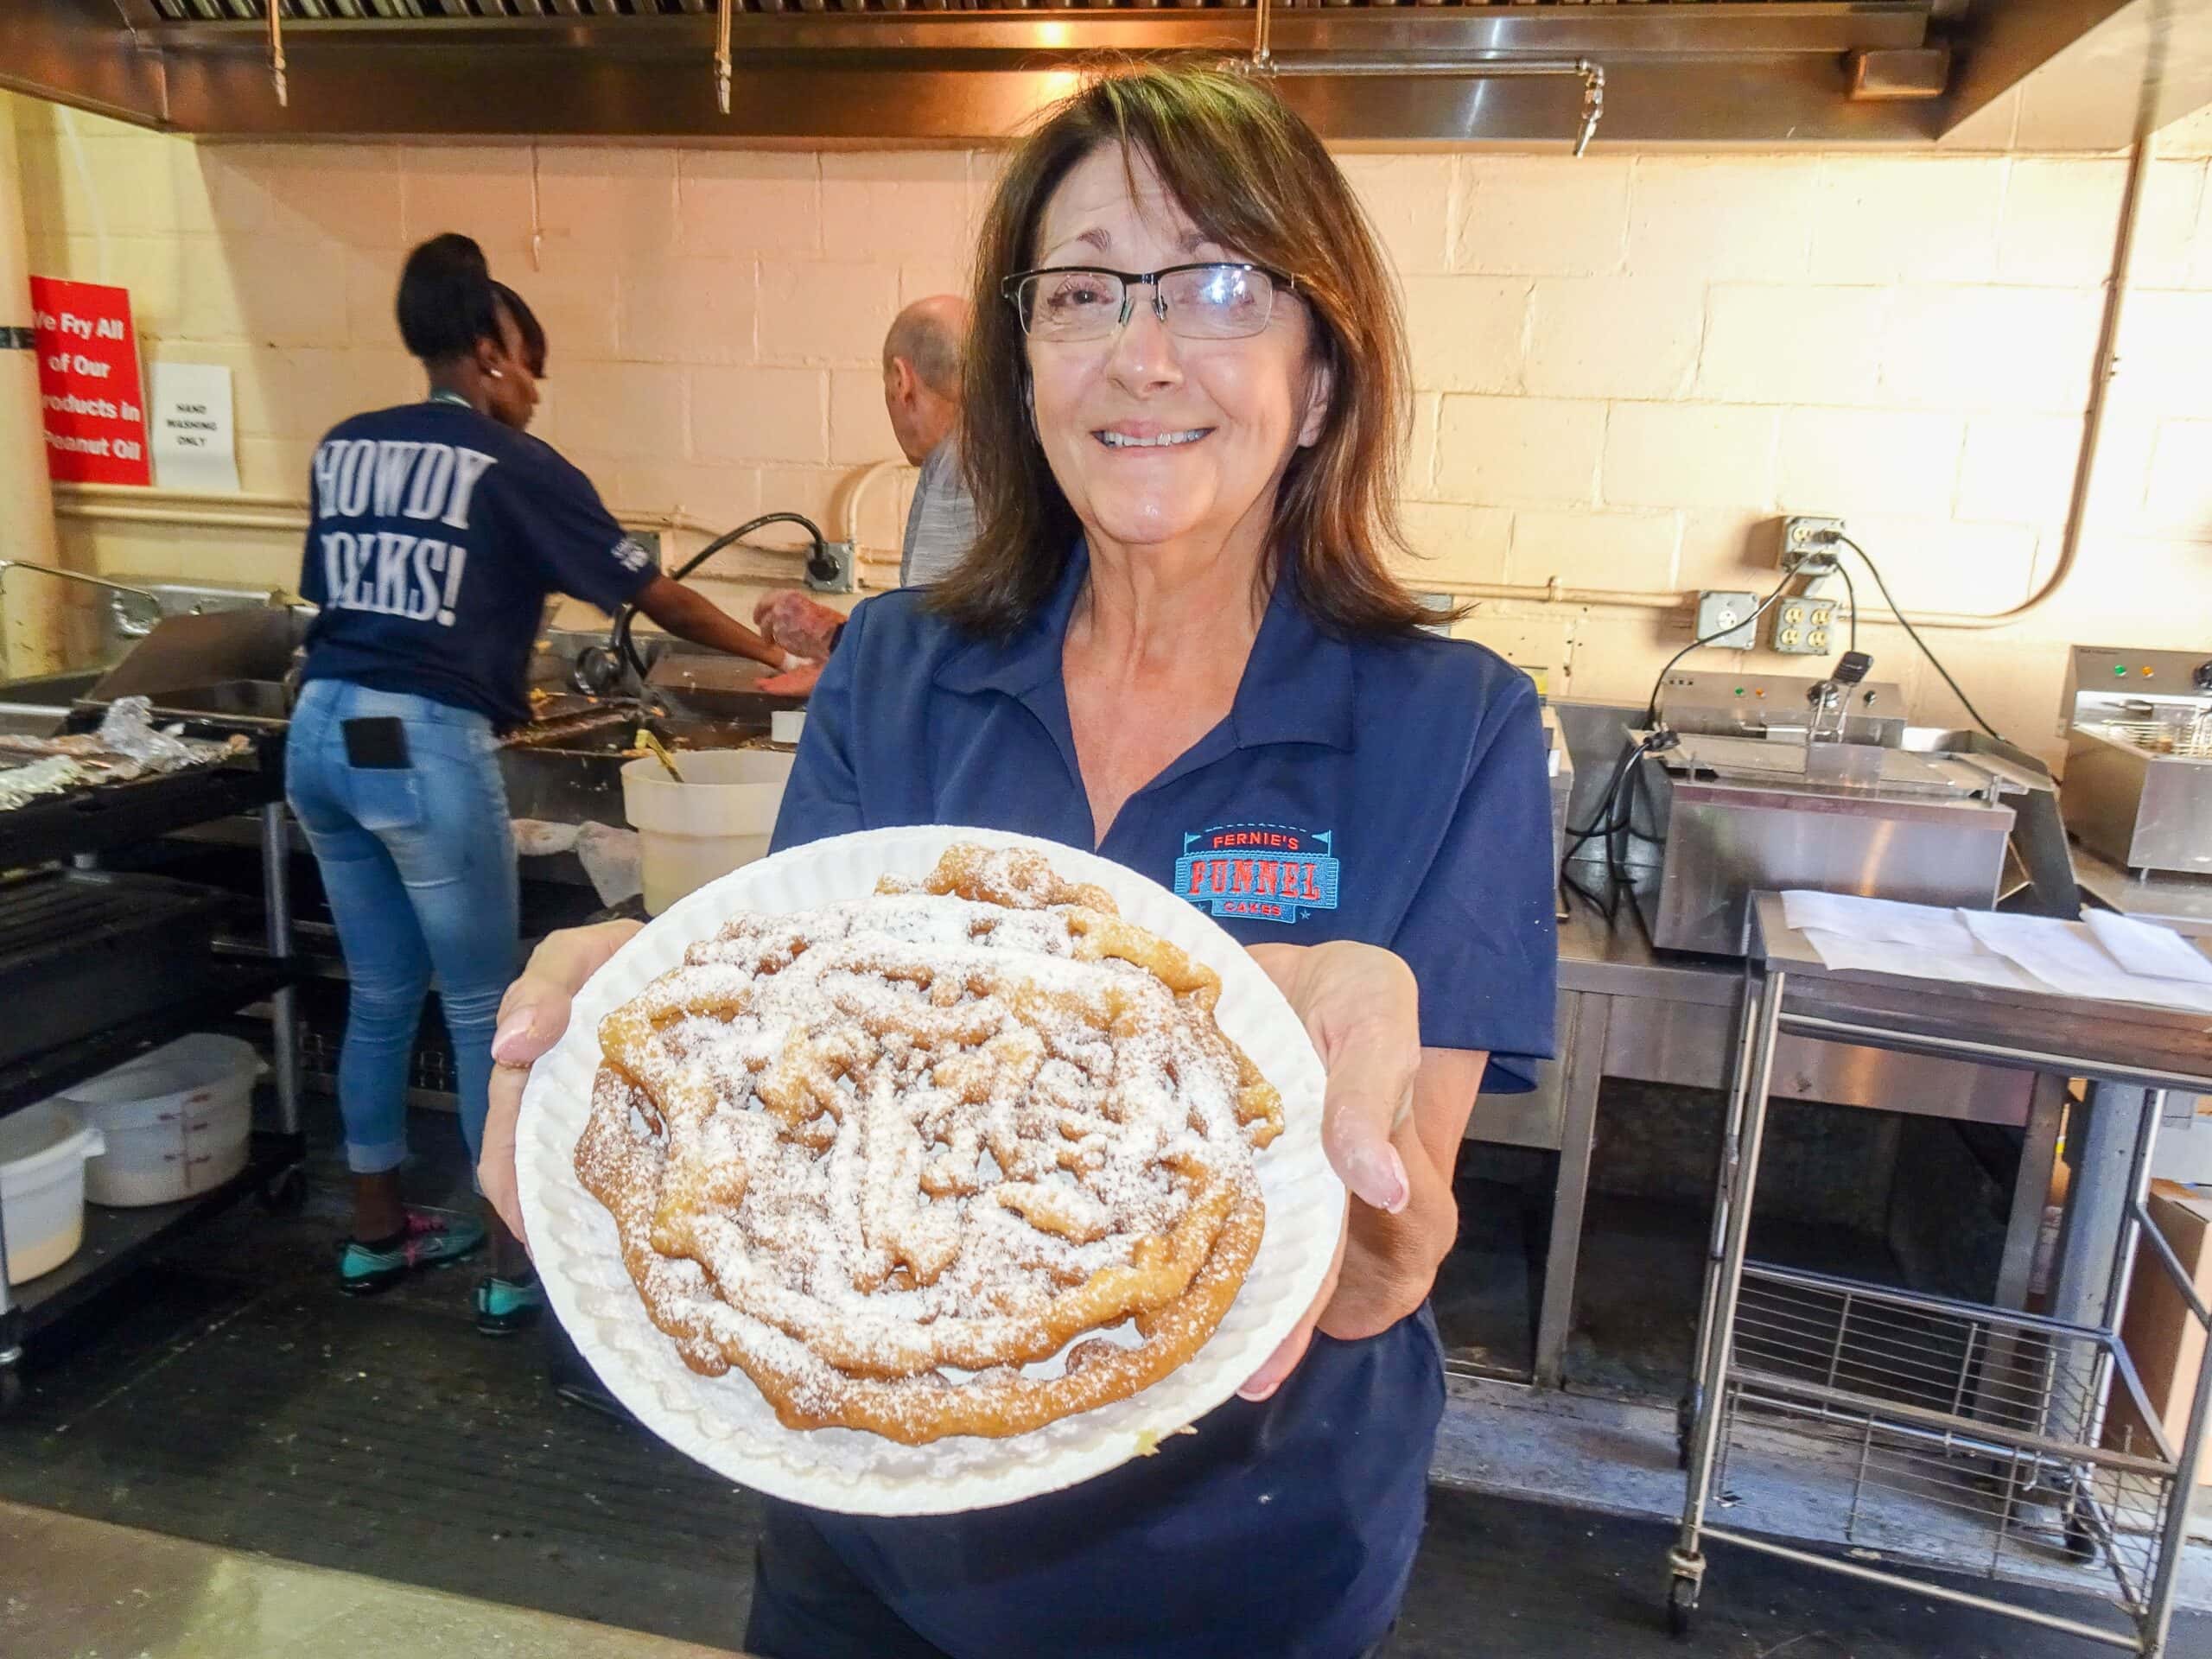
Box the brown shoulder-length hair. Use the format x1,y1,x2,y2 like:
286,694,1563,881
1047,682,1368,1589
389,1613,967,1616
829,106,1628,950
931,60,1433,641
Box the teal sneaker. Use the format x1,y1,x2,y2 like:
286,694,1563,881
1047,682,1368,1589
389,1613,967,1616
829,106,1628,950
474,1272,547,1337
336,1207,487,1297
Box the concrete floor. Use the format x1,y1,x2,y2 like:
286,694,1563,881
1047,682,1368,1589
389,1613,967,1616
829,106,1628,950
3,1103,2207,1658
0,1500,741,1659
1432,1376,2212,1623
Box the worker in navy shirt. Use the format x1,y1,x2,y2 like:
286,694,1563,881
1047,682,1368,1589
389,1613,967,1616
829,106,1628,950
482,67,1554,1659
292,234,797,1334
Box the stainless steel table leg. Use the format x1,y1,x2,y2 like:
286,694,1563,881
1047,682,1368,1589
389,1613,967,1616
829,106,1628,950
1687,966,1767,1416
1674,967,1789,1595
0,1118,16,1402
2081,1089,2164,1464
0,1179,15,1326
1535,993,1611,1390
2044,1084,2158,1458
1969,1075,2070,1435
260,802,300,1136
1993,1073,2068,1312
2051,1084,2151,1332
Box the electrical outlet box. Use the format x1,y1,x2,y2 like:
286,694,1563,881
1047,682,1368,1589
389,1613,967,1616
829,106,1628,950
1771,592,1840,654
1780,516,1844,575
1696,590,1760,651
806,539,858,594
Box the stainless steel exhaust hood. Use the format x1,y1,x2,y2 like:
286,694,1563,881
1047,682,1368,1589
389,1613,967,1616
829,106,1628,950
3,0,2207,149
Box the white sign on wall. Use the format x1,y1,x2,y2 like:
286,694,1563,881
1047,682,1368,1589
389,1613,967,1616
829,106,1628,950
148,361,239,493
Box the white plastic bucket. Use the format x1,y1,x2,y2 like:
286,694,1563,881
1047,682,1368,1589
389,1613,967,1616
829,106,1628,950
0,1104,104,1282
622,748,796,916
64,1034,260,1208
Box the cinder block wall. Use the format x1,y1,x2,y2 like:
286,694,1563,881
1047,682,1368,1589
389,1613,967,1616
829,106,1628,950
11,95,2212,760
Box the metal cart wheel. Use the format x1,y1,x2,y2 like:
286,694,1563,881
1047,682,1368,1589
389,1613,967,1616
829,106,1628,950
1666,1575,1698,1639
258,1166,308,1217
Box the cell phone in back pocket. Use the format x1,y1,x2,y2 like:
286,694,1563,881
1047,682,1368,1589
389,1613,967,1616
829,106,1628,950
342,716,411,770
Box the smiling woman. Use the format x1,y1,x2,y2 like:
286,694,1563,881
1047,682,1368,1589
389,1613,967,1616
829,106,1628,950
942,66,1427,642
478,59,1558,1659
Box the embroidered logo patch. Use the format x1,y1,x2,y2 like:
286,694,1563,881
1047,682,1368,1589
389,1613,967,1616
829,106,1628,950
1174,823,1339,925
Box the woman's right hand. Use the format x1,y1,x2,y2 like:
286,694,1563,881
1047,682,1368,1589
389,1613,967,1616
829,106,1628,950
753,658,825,698
481,919,641,1249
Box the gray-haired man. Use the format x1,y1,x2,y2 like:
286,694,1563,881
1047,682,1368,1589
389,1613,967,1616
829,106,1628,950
753,295,976,689
880,293,976,589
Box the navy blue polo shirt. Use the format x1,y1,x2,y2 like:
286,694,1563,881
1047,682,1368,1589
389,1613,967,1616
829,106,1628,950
766,548,1557,1659
296,397,658,728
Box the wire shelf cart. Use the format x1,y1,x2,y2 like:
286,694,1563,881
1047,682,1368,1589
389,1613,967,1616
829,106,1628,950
1669,894,2212,1656
0,799,303,1413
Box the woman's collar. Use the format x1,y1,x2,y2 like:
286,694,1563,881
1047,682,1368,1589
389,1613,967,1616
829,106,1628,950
935,541,1355,753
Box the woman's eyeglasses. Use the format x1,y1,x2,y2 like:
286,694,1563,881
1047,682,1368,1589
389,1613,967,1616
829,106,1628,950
1001,263,1296,343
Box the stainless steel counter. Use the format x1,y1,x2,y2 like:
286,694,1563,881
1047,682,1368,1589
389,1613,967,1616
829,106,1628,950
1471,892,2062,1389
2074,842,2212,941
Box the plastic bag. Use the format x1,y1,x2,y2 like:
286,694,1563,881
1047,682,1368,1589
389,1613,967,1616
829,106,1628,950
574,823,643,908
93,696,238,774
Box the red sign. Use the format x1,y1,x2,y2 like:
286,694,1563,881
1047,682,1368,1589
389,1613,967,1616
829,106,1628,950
29,276,150,486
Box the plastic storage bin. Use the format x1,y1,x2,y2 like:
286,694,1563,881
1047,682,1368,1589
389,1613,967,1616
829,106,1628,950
0,1104,105,1282
65,1034,260,1208
622,748,796,915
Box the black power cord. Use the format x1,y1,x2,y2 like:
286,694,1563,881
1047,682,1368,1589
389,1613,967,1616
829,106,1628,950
1640,569,1798,729
1560,739,1646,866
610,511,829,681
1560,727,1679,914
1570,573,1798,903
1833,556,1859,652
1827,532,2004,743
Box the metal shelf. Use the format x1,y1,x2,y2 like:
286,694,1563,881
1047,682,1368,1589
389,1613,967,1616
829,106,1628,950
0,955,299,1121
1716,1262,2177,1618
5,1128,305,1339
0,759,281,870
0,798,304,1410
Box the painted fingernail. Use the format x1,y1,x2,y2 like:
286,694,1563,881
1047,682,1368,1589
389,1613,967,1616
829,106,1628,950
491,1011,535,1064
1350,1145,1410,1215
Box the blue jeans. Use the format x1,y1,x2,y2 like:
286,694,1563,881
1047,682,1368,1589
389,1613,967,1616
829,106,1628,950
286,678,518,1179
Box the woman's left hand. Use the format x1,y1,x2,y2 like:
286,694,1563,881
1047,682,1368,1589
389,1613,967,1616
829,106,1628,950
754,658,825,697
1237,941,1422,1402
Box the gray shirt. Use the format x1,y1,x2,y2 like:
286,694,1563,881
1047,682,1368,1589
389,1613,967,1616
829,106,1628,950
899,435,978,588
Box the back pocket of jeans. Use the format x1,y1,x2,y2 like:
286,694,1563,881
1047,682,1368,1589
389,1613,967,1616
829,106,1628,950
348,767,424,835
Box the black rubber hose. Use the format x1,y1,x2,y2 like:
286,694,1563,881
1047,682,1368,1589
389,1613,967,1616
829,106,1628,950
610,512,830,682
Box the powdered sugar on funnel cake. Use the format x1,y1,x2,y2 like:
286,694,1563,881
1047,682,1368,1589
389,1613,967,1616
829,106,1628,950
574,842,1285,1446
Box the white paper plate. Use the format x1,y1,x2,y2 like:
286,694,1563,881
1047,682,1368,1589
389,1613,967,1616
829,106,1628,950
516,824,1341,1516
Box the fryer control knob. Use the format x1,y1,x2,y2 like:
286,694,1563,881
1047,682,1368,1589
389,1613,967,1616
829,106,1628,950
2194,658,2212,691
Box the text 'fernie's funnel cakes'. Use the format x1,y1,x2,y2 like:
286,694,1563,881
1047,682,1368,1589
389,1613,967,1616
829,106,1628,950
574,842,1285,1445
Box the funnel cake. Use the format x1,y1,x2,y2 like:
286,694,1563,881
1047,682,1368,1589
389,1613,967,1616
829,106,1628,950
574,842,1285,1444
